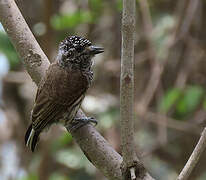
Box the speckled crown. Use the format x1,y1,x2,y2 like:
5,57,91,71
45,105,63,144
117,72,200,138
60,35,92,52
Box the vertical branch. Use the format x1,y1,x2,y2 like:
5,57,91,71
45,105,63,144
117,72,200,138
120,0,136,166
120,0,143,179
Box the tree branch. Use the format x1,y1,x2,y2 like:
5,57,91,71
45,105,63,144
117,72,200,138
177,127,206,180
120,0,148,179
120,0,136,166
178,0,200,39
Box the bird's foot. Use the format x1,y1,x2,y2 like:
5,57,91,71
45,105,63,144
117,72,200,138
67,117,97,133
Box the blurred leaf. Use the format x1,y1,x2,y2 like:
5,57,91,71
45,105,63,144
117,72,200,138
56,147,96,177
158,88,182,113
56,149,85,169
18,174,38,180
197,172,206,180
51,11,93,30
51,132,72,150
116,0,123,11
89,0,103,19
0,32,20,69
33,22,46,36
98,107,119,129
203,97,206,110
176,86,204,118
89,0,102,10
49,173,70,180
152,15,175,60
0,54,10,77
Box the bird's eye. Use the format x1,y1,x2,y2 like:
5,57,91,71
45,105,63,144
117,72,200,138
63,44,68,51
76,47,83,52
74,45,83,53
68,49,75,57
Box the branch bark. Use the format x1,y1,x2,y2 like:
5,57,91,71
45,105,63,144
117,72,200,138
120,0,147,179
177,127,206,180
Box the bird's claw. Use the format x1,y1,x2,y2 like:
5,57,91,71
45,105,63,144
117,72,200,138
67,117,97,133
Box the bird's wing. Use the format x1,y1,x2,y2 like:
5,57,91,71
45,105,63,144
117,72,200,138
31,95,65,131
31,63,88,132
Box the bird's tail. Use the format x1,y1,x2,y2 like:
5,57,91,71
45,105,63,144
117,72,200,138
25,124,40,152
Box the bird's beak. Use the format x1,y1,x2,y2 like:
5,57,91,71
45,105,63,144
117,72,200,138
88,46,104,54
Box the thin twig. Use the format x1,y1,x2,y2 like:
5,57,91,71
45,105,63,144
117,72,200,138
138,0,162,112
141,111,202,135
178,0,200,39
138,0,167,145
176,127,206,180
175,37,204,89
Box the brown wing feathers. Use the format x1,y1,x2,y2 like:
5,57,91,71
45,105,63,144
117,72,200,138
25,63,88,151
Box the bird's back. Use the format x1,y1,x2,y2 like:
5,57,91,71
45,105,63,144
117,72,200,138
40,62,89,105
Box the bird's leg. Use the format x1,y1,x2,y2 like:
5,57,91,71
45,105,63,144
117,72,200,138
67,117,97,133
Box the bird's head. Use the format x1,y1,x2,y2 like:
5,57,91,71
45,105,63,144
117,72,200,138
57,35,104,67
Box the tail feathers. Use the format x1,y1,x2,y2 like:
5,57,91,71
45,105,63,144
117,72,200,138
25,124,40,152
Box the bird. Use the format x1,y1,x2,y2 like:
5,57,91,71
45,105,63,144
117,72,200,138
25,35,104,152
